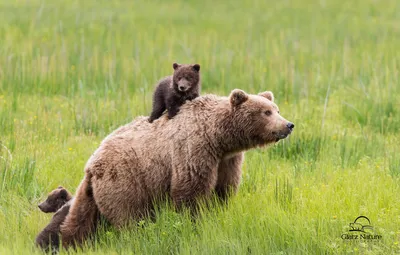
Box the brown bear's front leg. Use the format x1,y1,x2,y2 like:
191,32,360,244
215,153,244,202
167,104,180,119
149,94,167,123
170,164,218,214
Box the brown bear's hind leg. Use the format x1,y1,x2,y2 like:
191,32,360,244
60,174,99,249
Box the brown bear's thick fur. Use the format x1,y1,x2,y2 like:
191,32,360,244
60,89,294,248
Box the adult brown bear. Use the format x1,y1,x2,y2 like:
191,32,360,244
60,89,294,248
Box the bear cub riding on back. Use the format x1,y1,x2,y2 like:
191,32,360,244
149,62,201,122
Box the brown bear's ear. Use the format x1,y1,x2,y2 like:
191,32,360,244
258,91,274,102
230,89,249,107
173,63,181,70
59,189,68,199
57,186,64,189
192,64,200,72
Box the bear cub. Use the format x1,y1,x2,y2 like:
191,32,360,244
36,186,73,252
38,186,72,213
148,62,201,122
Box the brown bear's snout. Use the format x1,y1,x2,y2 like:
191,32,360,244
38,202,52,213
271,120,294,142
286,122,295,131
177,78,190,92
38,202,47,212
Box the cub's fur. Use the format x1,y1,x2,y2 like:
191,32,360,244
38,186,72,213
36,187,73,253
148,62,200,122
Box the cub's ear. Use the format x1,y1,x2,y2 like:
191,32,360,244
173,63,181,70
57,186,64,189
258,91,274,102
230,89,249,107
192,64,200,72
59,189,68,199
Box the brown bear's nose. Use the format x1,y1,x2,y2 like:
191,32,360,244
287,122,295,130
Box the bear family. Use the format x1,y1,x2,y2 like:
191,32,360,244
36,187,73,252
60,89,294,247
149,63,201,122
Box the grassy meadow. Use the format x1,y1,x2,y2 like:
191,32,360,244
1,0,400,254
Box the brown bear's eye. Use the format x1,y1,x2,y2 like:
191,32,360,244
265,110,272,116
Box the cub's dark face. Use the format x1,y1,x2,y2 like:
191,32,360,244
172,63,200,94
38,186,71,213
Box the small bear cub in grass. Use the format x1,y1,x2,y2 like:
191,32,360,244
36,186,73,253
38,186,72,213
148,62,201,122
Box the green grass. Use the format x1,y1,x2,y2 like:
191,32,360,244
1,0,400,254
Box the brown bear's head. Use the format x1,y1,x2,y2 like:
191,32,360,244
38,186,72,213
172,63,200,94
229,89,294,148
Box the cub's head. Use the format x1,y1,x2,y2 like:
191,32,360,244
172,63,201,93
38,186,72,213
229,89,294,148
